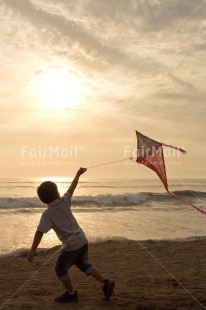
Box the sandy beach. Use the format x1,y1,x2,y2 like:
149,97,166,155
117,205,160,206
1,239,206,310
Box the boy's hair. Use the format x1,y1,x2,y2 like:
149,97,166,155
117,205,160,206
37,181,59,204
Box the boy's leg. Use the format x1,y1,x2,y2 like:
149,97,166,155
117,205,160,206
89,268,104,282
74,243,115,300
62,278,73,290
54,250,79,303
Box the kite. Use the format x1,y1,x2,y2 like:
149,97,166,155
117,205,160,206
136,131,206,215
87,131,205,215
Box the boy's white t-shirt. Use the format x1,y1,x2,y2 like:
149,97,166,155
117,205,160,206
37,192,87,251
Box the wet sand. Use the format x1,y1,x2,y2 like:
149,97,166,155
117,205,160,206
1,239,206,309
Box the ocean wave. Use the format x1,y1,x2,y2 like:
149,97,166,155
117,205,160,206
0,194,150,209
0,247,47,258
73,193,150,207
2,235,206,258
0,190,205,211
171,190,206,198
0,197,44,209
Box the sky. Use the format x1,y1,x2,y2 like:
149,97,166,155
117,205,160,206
0,0,206,180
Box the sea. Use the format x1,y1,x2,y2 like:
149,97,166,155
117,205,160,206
0,178,206,257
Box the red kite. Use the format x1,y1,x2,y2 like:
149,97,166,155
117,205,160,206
136,131,206,215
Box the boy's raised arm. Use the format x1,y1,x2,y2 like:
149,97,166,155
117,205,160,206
67,167,86,197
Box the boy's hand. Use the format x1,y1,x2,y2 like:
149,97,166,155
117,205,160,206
68,167,87,196
76,167,87,177
27,249,35,262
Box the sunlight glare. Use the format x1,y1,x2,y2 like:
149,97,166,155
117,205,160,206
36,69,82,110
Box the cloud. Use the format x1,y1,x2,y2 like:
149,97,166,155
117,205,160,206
2,0,205,92
192,42,206,52
0,0,206,177
34,70,44,75
131,0,206,32
167,72,195,90
2,0,147,71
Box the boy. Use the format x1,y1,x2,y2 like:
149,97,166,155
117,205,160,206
27,167,115,303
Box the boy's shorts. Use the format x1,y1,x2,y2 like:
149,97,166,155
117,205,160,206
55,242,94,280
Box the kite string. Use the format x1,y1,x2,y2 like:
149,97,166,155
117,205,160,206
86,157,133,169
87,133,137,170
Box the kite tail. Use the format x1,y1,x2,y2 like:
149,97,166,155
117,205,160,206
167,190,206,215
162,143,186,154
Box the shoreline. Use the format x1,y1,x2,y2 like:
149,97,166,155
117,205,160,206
1,239,206,309
1,235,206,258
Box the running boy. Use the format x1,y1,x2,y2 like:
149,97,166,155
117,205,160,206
27,167,115,303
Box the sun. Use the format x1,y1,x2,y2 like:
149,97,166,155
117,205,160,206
36,68,82,110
